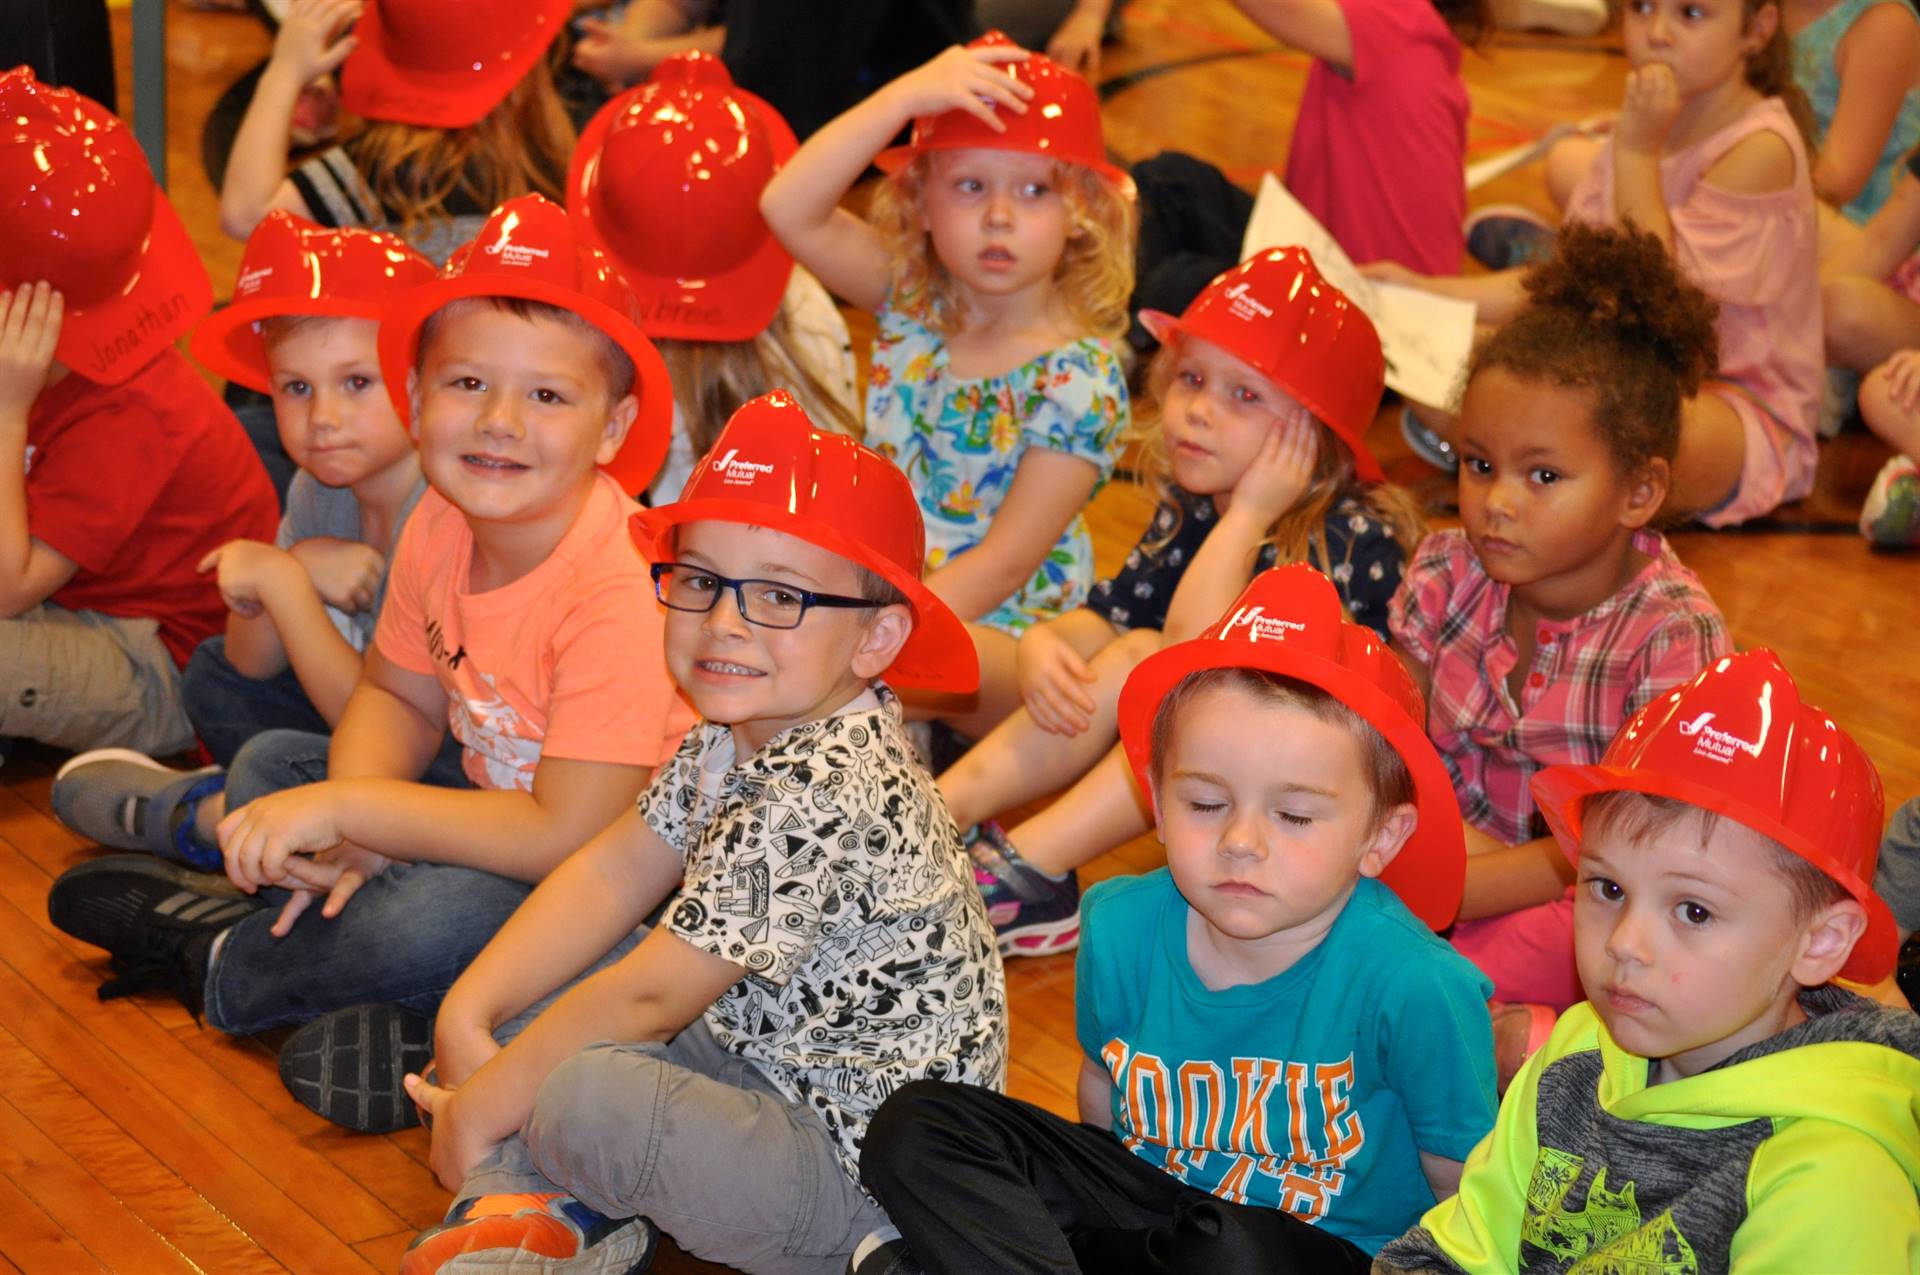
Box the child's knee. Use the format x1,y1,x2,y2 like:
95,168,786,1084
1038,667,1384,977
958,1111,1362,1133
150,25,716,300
524,1042,667,1195
225,729,332,807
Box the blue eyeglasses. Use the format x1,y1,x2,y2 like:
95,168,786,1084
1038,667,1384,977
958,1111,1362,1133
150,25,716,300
650,562,879,630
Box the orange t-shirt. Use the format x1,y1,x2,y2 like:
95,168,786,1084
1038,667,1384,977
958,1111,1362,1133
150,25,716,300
375,471,695,790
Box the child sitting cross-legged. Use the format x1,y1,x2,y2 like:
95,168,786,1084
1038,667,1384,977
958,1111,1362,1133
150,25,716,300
1373,649,1920,1272
52,213,448,852
852,564,1496,1275
397,394,1008,1275
47,196,693,1133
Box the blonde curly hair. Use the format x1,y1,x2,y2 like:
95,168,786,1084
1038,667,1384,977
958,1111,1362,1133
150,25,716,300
867,153,1136,341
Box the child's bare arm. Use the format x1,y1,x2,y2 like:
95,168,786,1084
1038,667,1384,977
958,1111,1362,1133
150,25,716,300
1458,828,1575,920
1418,1151,1466,1202
1827,172,1920,280
218,0,360,238
433,806,686,1084
219,750,651,897
326,647,452,779
924,449,1099,622
1076,1054,1115,1129
410,925,744,1190
1811,6,1920,209
1359,260,1530,327
0,284,78,616
761,43,1034,311
1229,0,1355,71
202,539,370,723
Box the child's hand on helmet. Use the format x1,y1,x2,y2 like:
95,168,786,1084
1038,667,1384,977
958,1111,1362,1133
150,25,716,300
271,0,363,86
0,283,63,427
887,43,1035,131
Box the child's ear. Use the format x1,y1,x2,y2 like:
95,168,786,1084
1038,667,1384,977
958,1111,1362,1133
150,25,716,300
1789,897,1869,988
1743,0,1780,50
848,603,913,680
1358,802,1419,880
406,368,423,441
1620,457,1669,531
596,393,640,468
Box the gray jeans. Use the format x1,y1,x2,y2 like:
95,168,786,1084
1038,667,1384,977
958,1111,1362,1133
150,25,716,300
462,927,887,1275
0,603,193,756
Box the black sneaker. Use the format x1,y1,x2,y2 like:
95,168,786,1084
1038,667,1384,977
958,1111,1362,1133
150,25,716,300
280,1002,435,1133
46,855,265,1017
1898,931,1920,1011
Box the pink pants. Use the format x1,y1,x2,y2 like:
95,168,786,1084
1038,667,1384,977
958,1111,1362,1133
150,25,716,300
1449,890,1582,1010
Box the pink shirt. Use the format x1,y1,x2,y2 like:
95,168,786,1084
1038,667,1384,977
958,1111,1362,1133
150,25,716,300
375,471,694,790
1285,0,1468,274
1564,97,1822,521
1388,528,1731,846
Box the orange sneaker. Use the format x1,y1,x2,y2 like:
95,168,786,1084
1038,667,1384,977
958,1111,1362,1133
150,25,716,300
400,1193,656,1275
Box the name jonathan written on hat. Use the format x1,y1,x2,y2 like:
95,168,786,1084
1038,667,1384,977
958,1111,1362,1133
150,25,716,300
82,290,196,382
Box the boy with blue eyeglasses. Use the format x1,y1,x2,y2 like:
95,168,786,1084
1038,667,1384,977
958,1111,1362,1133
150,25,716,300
400,393,1007,1275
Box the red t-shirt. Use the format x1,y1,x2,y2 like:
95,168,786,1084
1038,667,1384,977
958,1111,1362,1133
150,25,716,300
26,348,280,666
1284,0,1468,275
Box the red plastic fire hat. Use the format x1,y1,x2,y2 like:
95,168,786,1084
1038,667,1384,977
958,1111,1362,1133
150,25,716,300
570,53,798,342
1116,564,1464,930
874,31,1130,192
0,66,211,385
630,391,978,694
1532,650,1895,984
378,194,674,495
1141,249,1386,482
191,212,435,393
340,0,572,128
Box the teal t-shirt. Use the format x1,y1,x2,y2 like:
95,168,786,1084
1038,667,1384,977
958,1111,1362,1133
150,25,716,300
1075,870,1498,1255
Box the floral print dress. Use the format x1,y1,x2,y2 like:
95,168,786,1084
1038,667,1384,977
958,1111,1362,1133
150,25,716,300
864,303,1129,635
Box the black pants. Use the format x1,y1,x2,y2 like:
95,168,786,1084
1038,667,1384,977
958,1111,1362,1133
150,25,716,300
861,1080,1374,1275
1129,151,1257,353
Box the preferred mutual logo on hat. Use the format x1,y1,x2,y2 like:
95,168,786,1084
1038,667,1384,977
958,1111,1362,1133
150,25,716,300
631,391,979,694
874,30,1131,194
340,0,573,129
1139,248,1386,482
378,194,675,495
192,213,435,394
570,53,799,342
1531,650,1896,984
0,66,211,385
1117,564,1465,930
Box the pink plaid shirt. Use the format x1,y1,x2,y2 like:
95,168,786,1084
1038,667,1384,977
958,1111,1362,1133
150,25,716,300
1389,529,1731,845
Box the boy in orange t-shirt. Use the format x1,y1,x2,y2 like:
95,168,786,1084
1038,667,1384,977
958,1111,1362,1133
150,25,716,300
50,197,692,1134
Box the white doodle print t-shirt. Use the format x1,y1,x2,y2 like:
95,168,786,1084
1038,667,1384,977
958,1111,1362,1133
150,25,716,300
642,684,1009,1180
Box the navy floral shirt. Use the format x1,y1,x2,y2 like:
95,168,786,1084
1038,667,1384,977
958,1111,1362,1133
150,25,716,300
1085,488,1405,638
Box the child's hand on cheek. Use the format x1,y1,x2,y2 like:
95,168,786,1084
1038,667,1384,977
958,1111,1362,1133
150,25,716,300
1230,414,1319,527
1616,64,1682,155
888,43,1035,130
0,282,62,427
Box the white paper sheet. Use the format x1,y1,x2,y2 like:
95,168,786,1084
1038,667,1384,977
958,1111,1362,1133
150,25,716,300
1239,173,1476,407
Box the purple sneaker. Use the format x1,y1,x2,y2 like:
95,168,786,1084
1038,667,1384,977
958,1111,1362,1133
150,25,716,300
968,823,1081,957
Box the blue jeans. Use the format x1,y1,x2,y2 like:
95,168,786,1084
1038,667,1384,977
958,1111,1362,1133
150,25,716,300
203,726,501,1036
183,637,329,768
203,859,531,1035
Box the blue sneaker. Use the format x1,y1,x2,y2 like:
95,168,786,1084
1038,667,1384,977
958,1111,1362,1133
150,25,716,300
968,823,1081,957
1464,204,1556,271
401,1193,657,1275
52,749,225,869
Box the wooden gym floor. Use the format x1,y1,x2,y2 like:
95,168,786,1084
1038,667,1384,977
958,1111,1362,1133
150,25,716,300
0,1,1914,1269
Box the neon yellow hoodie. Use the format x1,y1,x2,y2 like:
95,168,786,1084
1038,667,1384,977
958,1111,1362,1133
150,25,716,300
1375,986,1920,1273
